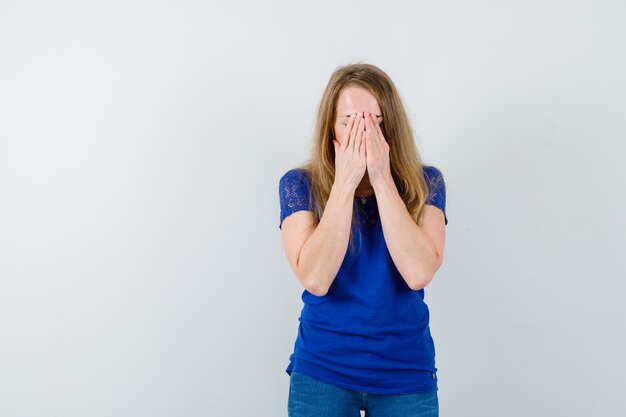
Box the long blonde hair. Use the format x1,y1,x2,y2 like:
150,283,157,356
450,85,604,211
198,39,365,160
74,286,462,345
296,62,434,255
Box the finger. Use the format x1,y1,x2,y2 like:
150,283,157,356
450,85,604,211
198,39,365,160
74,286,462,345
349,111,361,150
361,131,367,158
354,117,363,155
364,113,374,142
363,116,375,154
343,113,355,149
355,117,365,139
354,115,364,153
367,113,379,144
348,112,360,151
366,132,375,155
374,114,385,143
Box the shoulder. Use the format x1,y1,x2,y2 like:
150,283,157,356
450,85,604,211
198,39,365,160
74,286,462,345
279,167,311,183
422,165,444,182
279,168,312,192
421,164,447,224
278,168,314,203
278,168,316,228
422,165,446,202
422,165,446,192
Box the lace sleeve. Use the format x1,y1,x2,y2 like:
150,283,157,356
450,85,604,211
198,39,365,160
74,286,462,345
424,165,448,225
278,168,316,230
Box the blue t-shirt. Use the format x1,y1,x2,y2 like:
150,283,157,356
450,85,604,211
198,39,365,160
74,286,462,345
278,166,447,394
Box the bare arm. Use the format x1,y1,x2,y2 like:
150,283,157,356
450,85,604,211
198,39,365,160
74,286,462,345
282,111,367,296
372,174,446,290
281,182,355,296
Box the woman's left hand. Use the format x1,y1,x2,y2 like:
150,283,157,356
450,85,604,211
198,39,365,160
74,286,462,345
364,112,392,187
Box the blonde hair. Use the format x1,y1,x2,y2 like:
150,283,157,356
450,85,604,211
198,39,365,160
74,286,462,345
296,62,433,255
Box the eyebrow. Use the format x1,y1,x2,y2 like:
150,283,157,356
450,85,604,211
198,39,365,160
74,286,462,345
341,114,383,118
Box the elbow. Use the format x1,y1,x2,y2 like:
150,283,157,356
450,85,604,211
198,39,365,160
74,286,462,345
307,279,329,297
410,254,443,291
301,274,328,297
295,259,329,296
308,285,329,297
408,259,440,291
408,274,432,291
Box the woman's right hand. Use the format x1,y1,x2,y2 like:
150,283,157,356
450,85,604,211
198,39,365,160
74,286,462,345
333,111,367,191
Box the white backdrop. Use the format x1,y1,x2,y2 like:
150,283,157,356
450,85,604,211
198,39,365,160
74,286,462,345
1,1,625,416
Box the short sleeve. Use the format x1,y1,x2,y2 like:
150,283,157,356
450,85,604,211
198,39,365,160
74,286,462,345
278,168,316,229
423,165,448,225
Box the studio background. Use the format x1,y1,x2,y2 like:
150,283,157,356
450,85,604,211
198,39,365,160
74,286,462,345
0,1,624,416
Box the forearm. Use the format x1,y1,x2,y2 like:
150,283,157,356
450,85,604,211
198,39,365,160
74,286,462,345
372,175,439,290
297,183,355,296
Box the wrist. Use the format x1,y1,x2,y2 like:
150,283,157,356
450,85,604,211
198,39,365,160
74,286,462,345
331,181,356,199
371,173,394,193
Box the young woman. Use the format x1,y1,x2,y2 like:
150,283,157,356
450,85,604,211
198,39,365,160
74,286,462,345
278,63,447,417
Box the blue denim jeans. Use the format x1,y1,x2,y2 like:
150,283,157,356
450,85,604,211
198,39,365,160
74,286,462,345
288,370,439,417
